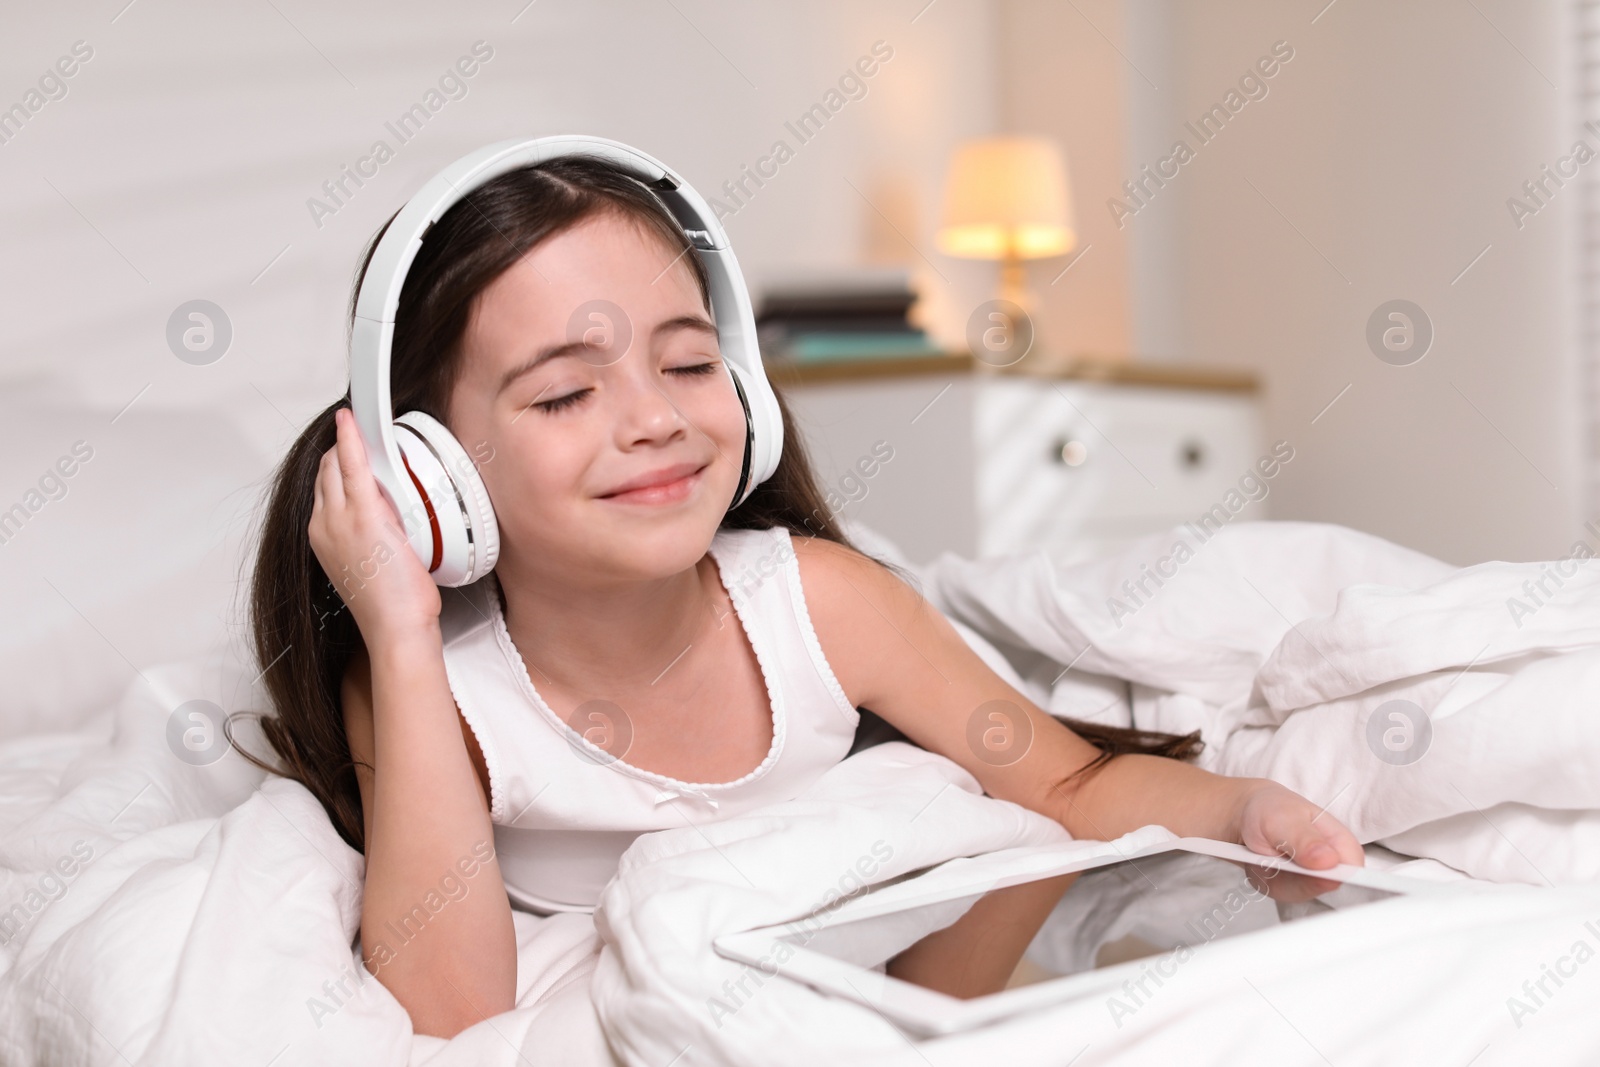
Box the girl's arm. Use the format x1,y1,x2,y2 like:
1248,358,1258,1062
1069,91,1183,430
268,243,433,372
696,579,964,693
344,632,516,1038
312,406,516,1038
794,537,1363,870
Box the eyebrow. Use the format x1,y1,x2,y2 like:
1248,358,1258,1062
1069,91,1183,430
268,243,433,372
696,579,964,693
496,314,720,395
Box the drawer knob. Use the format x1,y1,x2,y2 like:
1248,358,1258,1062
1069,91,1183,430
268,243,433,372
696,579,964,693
1180,439,1206,469
1051,437,1089,467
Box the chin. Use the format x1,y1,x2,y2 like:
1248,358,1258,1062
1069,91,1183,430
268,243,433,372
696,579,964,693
589,498,727,573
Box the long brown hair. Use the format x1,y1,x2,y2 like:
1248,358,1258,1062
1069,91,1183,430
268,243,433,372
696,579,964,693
227,154,1200,853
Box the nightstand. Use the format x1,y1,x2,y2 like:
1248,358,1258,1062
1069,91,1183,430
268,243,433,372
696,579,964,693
767,353,1265,567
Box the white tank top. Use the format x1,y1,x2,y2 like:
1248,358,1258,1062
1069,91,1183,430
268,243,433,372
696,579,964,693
438,524,862,915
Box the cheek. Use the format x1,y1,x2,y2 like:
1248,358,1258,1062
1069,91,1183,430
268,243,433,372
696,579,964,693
483,433,586,519
693,380,751,495
697,373,750,452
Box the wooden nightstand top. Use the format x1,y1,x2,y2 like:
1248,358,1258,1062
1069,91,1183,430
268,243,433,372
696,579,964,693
761,351,1259,393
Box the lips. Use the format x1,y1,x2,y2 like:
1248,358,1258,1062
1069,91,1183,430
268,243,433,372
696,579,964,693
598,461,708,499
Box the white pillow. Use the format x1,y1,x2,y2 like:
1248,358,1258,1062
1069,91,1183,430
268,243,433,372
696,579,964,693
0,393,275,740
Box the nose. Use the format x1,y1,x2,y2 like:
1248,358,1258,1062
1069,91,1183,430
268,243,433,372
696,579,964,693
611,361,690,448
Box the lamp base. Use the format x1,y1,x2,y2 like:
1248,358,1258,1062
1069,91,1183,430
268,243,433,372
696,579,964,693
998,252,1032,318
989,251,1041,365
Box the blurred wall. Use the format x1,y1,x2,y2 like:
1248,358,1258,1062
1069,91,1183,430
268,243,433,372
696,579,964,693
0,0,1005,730
0,0,999,459
994,0,1135,357
1116,0,1582,565
1,0,1585,576
997,0,1583,565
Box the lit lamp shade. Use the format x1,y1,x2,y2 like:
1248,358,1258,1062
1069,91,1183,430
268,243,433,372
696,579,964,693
937,136,1076,260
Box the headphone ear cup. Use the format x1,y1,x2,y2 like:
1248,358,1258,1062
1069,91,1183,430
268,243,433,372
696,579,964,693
392,411,500,586
724,360,756,510
724,356,782,510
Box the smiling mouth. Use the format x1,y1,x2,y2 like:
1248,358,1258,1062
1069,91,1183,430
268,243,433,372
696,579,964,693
598,464,709,505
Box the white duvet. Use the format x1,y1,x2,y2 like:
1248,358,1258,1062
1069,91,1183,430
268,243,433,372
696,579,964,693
918,519,1600,888
1,519,1597,1065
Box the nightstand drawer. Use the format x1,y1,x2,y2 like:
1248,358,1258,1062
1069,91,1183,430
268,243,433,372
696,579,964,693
974,378,1266,558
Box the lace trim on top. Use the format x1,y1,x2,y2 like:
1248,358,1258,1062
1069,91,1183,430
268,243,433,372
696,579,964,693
486,529,787,796
442,584,509,824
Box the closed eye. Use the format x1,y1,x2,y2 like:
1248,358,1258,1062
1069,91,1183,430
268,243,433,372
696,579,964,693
531,362,721,414
533,389,589,414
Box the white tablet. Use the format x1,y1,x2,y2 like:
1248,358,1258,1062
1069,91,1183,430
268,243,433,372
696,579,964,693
714,835,1498,1037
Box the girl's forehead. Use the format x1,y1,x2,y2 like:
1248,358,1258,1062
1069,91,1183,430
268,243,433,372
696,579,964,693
472,235,698,355
457,237,706,389
484,215,698,320
525,211,685,280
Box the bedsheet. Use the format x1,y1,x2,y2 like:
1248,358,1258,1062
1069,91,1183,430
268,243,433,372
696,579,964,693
2,519,1597,1065
0,658,615,1066
595,743,1600,1067
921,520,1600,886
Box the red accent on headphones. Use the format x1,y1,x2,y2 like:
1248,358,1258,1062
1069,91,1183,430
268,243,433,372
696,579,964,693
400,450,444,573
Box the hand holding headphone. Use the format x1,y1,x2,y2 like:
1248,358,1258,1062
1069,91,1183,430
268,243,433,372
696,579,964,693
348,135,783,587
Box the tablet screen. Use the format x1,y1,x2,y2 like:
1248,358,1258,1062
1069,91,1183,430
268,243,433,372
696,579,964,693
789,848,1406,1002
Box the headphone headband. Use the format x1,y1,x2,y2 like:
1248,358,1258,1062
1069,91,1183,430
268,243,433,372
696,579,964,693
348,135,783,586
353,136,731,323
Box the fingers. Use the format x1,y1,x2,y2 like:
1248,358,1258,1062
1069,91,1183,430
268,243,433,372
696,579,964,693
1271,811,1362,872
333,407,377,504
333,407,409,533
1233,787,1368,903
1314,814,1367,868
1261,821,1338,870
318,442,345,510
1290,833,1338,869
1289,806,1365,871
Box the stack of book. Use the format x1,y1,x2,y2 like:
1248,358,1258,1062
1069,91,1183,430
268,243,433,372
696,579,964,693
755,270,942,363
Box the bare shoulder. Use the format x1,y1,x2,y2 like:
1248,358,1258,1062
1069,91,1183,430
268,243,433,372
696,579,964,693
788,532,932,711
788,530,927,609
791,532,1049,777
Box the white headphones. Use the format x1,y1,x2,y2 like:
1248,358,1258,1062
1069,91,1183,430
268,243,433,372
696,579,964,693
348,135,784,588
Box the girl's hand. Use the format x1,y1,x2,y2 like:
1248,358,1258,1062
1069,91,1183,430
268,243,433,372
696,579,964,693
1227,779,1365,904
308,406,442,644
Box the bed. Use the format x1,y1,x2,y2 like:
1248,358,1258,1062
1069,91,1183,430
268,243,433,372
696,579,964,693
1,395,1597,1065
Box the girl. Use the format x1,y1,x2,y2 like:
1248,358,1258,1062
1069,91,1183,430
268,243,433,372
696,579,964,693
235,155,1362,1039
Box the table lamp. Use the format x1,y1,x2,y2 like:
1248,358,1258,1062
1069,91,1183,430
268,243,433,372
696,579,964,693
936,135,1076,319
